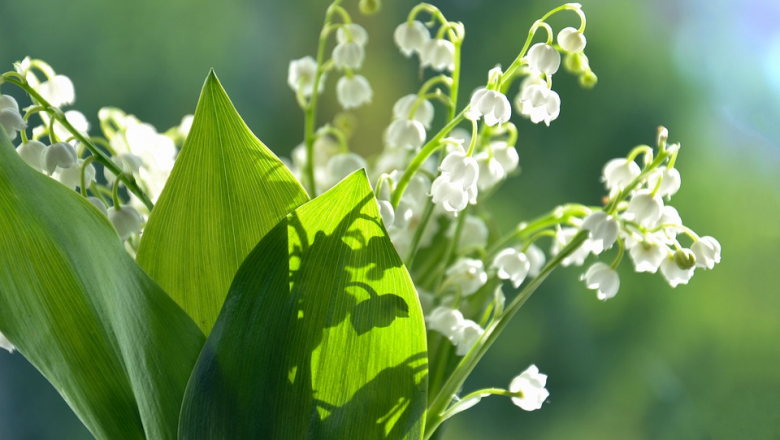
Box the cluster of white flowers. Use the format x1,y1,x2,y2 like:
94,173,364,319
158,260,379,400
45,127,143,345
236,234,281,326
551,129,722,300
3,58,191,249
289,20,372,110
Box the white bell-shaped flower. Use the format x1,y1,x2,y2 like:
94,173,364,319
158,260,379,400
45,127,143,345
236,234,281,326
602,158,640,190
426,306,464,341
581,211,619,253
491,141,520,174
421,38,456,71
492,248,531,288
628,239,667,273
57,159,96,190
453,320,484,356
431,176,469,213
0,95,19,112
325,152,368,189
475,152,505,190
392,94,434,128
333,42,365,70
557,27,587,53
626,190,664,226
445,258,488,296
691,236,721,269
509,365,549,411
525,244,546,277
377,200,395,227
660,251,695,287
0,107,26,141
0,331,15,353
652,205,683,244
39,75,75,107
647,167,682,198
87,196,108,216
336,23,368,46
44,142,77,174
107,205,143,241
385,119,426,150
440,151,479,189
16,140,47,171
288,56,326,97
336,75,373,109
468,89,512,127
514,84,561,126
581,261,620,300
394,20,431,57
527,43,561,75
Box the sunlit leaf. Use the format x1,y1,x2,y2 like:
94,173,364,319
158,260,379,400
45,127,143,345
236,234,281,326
0,127,205,440
179,170,428,440
136,70,309,335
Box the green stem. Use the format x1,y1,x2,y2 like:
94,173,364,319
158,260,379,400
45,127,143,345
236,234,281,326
423,231,589,439
304,0,343,196
390,109,468,209
4,76,153,210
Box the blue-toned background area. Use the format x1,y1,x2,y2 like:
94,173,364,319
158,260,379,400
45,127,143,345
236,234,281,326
1,0,779,438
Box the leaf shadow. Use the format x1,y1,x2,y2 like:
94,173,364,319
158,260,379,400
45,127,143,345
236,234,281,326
180,180,428,439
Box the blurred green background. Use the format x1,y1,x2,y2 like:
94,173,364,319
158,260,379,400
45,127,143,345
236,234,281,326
1,0,779,438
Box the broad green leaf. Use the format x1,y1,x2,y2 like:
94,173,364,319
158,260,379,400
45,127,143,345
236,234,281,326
179,170,428,440
137,70,309,334
0,127,205,440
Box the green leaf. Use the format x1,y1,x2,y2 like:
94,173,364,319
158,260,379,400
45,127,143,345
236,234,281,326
0,127,205,440
179,170,428,440
136,70,309,335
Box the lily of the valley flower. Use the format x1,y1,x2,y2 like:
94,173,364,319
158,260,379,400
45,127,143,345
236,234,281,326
107,205,143,241
492,248,531,288
581,261,620,300
288,56,326,97
691,236,721,269
392,94,434,128
336,75,373,109
394,20,430,57
468,88,512,127
509,365,550,411
445,258,488,296
557,27,587,53
421,38,456,71
527,43,561,75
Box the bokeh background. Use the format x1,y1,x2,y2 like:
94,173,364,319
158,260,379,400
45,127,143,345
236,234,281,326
1,0,779,438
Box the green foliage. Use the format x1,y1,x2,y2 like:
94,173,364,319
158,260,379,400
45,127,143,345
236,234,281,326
0,126,205,440
136,71,309,335
179,170,428,440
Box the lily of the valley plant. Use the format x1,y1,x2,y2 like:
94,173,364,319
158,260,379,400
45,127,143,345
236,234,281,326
0,1,721,439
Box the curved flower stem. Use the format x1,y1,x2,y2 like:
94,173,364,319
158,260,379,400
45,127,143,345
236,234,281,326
423,231,589,439
304,0,344,197
3,76,153,210
80,155,98,197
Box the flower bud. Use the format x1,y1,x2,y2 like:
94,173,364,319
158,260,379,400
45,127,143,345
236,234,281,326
16,140,47,171
107,205,143,241
674,249,696,270
359,0,381,15
578,70,598,89
44,142,77,174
